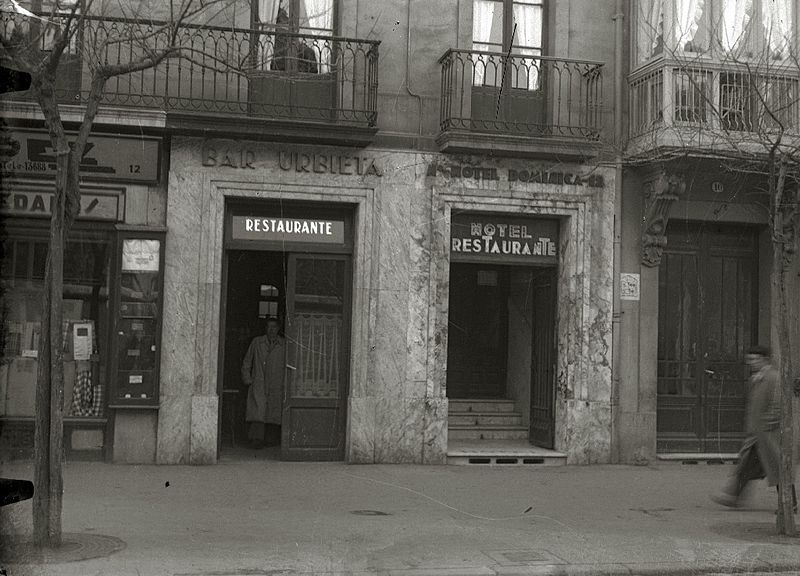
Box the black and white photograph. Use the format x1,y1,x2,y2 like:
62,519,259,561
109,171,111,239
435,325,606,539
0,0,799,574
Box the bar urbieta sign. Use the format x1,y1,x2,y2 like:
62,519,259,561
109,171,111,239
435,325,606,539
450,214,559,263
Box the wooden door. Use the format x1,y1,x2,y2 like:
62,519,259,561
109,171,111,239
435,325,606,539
529,267,556,448
657,223,757,453
446,264,509,398
281,254,350,460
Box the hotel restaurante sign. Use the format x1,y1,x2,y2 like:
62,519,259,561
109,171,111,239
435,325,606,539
450,214,559,264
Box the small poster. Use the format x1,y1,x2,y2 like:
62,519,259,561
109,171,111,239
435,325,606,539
620,273,641,301
122,239,160,272
72,322,93,361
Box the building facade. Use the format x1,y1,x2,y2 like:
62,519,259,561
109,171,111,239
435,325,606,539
1,0,797,465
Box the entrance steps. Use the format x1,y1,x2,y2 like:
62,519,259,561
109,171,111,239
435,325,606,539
446,398,566,466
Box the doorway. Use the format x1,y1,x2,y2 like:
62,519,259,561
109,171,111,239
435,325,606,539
219,202,353,461
446,263,557,448
656,222,758,453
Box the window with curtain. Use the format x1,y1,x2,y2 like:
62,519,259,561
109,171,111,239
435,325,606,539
253,0,334,73
635,0,793,64
471,0,544,89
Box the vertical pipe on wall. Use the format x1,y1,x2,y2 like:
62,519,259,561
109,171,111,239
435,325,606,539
406,0,424,138
611,0,625,464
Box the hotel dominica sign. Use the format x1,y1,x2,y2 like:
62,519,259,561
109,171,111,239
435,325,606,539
450,214,559,264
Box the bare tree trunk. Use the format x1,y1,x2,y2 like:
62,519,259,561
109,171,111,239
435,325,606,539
774,221,797,535
32,124,68,550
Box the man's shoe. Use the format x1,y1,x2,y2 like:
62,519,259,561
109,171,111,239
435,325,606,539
710,493,739,508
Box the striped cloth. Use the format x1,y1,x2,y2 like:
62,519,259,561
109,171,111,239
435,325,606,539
67,320,103,417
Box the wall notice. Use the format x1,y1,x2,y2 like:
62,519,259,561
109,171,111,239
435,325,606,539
620,273,640,301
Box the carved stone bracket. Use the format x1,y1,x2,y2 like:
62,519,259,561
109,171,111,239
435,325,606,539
641,170,686,267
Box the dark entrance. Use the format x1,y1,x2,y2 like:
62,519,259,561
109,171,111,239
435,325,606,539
657,222,759,453
219,202,352,461
446,263,557,447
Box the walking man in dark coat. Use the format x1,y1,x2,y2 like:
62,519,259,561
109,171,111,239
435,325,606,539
712,346,797,512
241,317,286,448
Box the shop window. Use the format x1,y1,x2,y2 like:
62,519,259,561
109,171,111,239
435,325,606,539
112,237,164,406
1,235,111,419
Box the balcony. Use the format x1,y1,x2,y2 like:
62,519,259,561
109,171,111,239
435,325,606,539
0,12,380,146
437,49,604,159
628,59,800,160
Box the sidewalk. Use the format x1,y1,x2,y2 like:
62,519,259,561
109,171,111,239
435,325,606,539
1,453,800,576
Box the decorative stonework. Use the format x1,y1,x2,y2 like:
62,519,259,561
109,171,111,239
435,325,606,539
641,171,685,267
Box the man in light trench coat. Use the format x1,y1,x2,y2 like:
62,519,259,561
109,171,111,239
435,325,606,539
712,345,797,512
241,317,286,448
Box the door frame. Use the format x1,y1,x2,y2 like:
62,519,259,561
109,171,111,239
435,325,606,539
217,199,355,460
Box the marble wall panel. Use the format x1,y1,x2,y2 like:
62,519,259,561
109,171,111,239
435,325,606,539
369,288,410,400
156,394,191,464
373,397,427,463
374,186,411,291
422,396,448,464
190,394,219,464
346,396,376,463
557,399,612,464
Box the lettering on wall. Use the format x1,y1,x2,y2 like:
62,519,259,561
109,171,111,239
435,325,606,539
450,214,559,263
200,140,383,177
0,189,124,221
427,161,605,188
278,152,382,176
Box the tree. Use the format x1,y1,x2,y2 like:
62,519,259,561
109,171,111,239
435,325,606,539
0,0,224,547
629,9,800,535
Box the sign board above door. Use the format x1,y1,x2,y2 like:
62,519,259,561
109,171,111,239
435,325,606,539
231,216,345,245
450,213,559,265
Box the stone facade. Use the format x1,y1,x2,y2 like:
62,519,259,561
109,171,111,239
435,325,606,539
157,138,615,465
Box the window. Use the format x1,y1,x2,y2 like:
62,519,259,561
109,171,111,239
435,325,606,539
252,0,334,74
635,0,794,64
1,234,111,419
472,0,544,89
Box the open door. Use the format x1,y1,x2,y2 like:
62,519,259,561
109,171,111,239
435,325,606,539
281,254,350,461
529,267,556,448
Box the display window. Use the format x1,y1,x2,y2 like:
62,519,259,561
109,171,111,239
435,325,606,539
0,225,112,420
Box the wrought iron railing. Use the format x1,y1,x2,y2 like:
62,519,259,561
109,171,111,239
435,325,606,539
439,49,604,140
629,59,800,138
0,12,380,127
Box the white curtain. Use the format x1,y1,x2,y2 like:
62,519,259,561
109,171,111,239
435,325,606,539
762,0,792,58
256,0,281,70
638,0,665,63
675,0,705,51
720,0,753,52
302,0,333,72
472,0,497,86
513,3,542,90
258,0,281,24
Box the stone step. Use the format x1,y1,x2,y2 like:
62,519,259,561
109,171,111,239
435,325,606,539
448,399,518,413
448,425,529,441
447,440,567,466
447,412,523,427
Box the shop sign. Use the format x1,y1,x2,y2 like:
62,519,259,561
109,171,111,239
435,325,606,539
0,129,161,183
450,214,559,263
231,216,345,244
427,161,605,188
0,189,124,221
199,140,383,177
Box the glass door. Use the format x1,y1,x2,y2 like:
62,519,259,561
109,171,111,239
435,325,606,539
281,253,350,460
